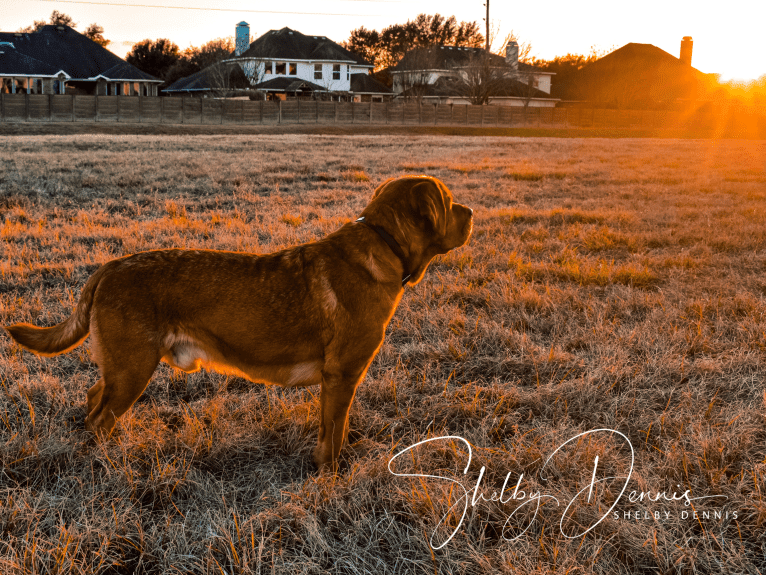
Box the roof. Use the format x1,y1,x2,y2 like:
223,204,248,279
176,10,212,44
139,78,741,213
251,77,326,92
237,27,371,67
163,62,250,93
393,46,548,74
584,43,706,77
572,42,712,105
401,75,556,100
349,73,392,95
0,25,160,82
163,67,211,92
0,45,66,76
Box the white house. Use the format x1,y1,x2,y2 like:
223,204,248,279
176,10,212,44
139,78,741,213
391,42,558,107
229,26,391,100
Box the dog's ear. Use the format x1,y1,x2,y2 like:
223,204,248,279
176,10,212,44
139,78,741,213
372,178,395,199
412,180,448,237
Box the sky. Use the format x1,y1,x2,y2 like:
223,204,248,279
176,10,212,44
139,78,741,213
3,0,764,82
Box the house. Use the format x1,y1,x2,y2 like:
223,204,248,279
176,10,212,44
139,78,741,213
563,38,717,109
390,42,558,107
165,25,392,101
0,25,162,96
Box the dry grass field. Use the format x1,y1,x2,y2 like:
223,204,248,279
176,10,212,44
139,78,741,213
1,133,765,574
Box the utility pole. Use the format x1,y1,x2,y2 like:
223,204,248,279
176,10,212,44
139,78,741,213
485,0,490,52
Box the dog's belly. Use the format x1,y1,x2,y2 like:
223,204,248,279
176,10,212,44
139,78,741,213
162,338,323,388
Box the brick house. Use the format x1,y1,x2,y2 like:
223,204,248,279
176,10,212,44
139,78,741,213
0,25,162,96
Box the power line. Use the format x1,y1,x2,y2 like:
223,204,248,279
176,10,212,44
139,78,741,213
31,0,395,17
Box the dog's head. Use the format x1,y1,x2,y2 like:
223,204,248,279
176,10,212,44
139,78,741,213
361,176,473,285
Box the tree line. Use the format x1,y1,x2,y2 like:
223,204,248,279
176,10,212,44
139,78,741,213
18,10,110,47
18,10,765,113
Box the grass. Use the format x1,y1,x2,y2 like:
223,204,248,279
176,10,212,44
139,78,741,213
1,134,765,574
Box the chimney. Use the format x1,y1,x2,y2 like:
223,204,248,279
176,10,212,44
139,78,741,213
235,21,250,56
680,36,693,66
505,41,519,75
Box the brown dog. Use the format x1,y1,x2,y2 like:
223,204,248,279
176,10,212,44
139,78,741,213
5,175,473,471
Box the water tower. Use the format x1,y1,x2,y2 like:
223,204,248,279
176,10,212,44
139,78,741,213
236,22,250,56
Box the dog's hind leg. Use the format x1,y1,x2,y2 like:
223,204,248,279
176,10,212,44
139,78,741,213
85,325,160,436
85,358,160,435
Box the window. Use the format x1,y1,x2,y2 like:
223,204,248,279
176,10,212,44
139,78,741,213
275,62,286,75
332,64,340,80
265,61,274,75
314,64,323,80
347,68,350,81
288,63,297,75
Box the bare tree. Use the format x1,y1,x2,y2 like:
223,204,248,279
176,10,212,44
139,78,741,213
235,58,267,96
446,50,508,105
204,61,250,98
491,28,533,62
394,47,443,103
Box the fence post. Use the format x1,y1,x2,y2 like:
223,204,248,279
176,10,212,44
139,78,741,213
1,92,4,122
48,94,52,122
25,92,30,122
259,100,263,124
220,100,223,125
95,94,99,122
278,99,282,124
181,97,185,124
480,105,484,126
370,100,373,124
385,102,389,124
334,101,338,123
160,97,164,124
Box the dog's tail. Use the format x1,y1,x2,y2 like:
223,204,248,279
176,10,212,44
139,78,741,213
4,260,116,357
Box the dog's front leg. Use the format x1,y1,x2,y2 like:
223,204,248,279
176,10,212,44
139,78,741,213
313,370,364,473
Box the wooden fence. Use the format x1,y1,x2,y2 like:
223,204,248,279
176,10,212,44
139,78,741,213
0,93,694,130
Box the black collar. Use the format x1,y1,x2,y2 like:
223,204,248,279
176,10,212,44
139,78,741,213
355,217,411,286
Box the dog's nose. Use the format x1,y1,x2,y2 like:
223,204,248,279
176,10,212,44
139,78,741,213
469,208,473,216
